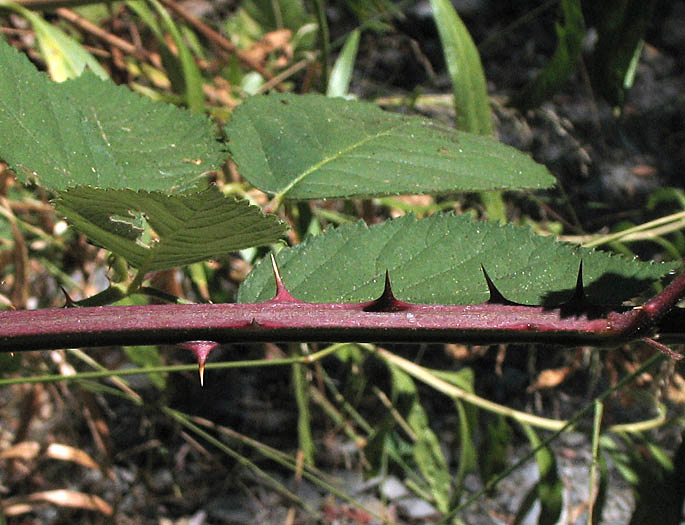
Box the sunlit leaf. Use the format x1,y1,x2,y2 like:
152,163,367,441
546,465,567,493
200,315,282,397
327,29,360,98
389,365,450,513
515,424,563,525
226,93,555,200
238,213,677,305
0,39,223,192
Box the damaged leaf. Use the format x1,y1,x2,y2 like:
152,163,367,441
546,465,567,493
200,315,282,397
54,186,286,273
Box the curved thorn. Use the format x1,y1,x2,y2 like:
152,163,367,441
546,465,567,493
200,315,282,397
177,341,219,386
269,253,299,303
363,270,409,312
481,265,517,305
61,287,76,308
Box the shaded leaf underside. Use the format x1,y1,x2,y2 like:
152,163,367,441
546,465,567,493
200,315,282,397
226,93,556,199
238,213,677,306
55,186,286,272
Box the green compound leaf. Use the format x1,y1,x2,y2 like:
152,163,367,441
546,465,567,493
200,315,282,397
0,39,224,192
226,93,555,200
238,213,677,306
55,186,286,273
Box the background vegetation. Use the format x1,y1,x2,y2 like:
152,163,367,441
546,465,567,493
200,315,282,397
0,0,683,523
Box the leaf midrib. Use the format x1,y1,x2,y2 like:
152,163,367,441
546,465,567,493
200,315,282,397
272,120,402,199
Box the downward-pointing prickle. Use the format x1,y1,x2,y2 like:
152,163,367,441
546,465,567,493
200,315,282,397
178,341,219,386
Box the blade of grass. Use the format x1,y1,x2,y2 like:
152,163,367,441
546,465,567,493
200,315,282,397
553,211,685,247
517,424,563,525
429,0,491,135
437,352,665,523
327,28,360,98
190,413,397,524
0,1,108,81
149,0,204,112
429,0,508,223
0,343,346,386
588,399,604,524
390,365,451,512
157,0,285,90
292,342,315,465
163,406,314,512
312,0,330,91
511,0,585,111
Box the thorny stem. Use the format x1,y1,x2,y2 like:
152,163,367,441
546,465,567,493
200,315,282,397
0,263,683,354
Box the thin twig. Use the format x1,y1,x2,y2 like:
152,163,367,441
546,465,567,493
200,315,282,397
0,196,28,309
256,56,313,94
13,0,118,9
55,7,150,61
157,0,286,91
556,211,685,247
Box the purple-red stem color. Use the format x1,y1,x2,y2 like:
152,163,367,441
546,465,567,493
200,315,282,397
0,262,683,354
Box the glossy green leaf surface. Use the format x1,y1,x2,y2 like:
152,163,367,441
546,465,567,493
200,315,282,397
238,213,677,305
0,39,224,192
226,93,555,200
430,0,492,135
55,186,286,273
